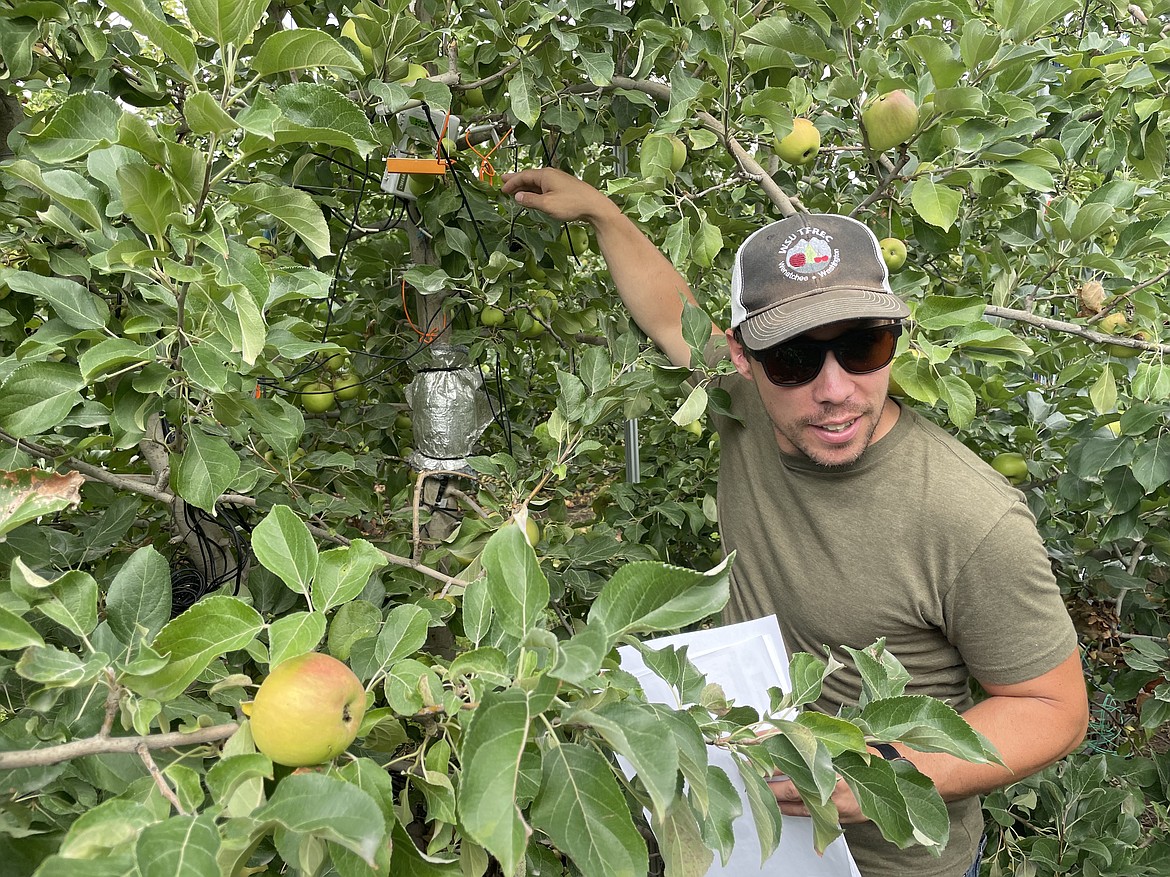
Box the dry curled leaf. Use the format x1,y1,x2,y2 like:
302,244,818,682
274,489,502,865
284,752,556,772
1078,280,1106,316
0,469,84,539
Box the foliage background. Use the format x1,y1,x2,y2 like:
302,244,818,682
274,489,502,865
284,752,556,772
1,0,1170,872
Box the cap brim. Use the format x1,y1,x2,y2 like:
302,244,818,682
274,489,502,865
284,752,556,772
738,289,910,351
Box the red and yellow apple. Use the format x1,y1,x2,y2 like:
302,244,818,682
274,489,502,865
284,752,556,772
247,652,367,767
862,90,919,152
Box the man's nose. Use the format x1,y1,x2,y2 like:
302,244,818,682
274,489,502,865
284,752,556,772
810,351,855,403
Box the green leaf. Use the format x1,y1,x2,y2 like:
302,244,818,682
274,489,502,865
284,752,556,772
79,338,152,383
104,0,197,79
690,219,723,268
0,162,106,229
0,468,83,539
184,90,238,136
0,605,44,650
833,750,918,849
1089,366,1118,416
588,559,729,639
549,623,609,684
253,30,363,75
938,374,977,428
186,0,268,47
569,702,680,820
229,183,332,258
252,505,318,597
530,743,648,877
59,799,158,859
579,49,615,85
672,384,708,426
135,813,221,877
312,539,387,612
106,546,171,644
457,687,532,875
173,428,240,514
696,765,741,864
1132,435,1170,493
482,522,549,639
508,71,539,128
651,797,713,877
374,604,430,666
123,595,263,700
992,0,1078,41
859,695,999,763
732,754,783,864
10,556,99,635
253,772,385,866
26,92,121,162
267,611,327,667
16,644,106,687
1,269,109,330
914,296,988,331
118,162,181,238
910,180,962,230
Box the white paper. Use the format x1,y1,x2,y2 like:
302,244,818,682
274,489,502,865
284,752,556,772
618,616,862,877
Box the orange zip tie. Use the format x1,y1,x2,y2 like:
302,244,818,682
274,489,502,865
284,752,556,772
435,111,457,166
465,127,514,187
400,277,447,342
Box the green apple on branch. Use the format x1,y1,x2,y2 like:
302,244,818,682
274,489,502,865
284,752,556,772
879,237,908,272
245,652,367,767
862,90,919,152
774,118,821,165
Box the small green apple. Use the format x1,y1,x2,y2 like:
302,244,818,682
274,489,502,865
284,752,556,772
990,452,1028,484
299,381,336,414
332,371,363,402
461,86,486,108
774,118,821,165
400,63,429,84
247,652,367,767
879,237,908,273
667,134,687,172
480,305,506,327
407,173,437,196
559,225,590,255
862,90,919,153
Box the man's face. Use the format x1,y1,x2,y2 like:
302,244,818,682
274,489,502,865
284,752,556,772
727,320,900,468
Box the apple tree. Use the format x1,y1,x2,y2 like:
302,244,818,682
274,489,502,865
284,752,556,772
1,0,1169,873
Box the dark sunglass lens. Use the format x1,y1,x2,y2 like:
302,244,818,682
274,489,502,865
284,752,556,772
837,327,897,373
763,342,823,385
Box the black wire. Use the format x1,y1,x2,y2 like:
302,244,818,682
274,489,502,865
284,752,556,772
537,132,582,266
419,105,491,261
321,155,371,343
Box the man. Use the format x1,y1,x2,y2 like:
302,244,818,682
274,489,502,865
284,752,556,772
501,168,1088,877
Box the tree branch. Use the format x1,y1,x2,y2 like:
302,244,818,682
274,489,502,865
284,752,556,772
574,76,801,216
0,430,175,505
984,306,1170,354
0,723,239,770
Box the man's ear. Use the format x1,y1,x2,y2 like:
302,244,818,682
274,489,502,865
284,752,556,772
726,329,756,382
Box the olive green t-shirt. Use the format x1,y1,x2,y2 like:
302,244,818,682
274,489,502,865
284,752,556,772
710,371,1078,877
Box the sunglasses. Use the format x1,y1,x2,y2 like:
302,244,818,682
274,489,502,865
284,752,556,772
752,323,903,387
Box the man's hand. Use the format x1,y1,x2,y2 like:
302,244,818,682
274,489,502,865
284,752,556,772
768,775,868,824
500,168,615,224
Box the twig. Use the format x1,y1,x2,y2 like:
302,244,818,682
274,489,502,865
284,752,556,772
411,469,479,560
0,430,175,505
984,306,1170,354
1089,267,1170,324
576,76,802,216
0,723,239,770
137,743,189,815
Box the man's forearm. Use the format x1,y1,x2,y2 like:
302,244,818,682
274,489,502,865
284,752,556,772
897,651,1089,801
586,199,714,367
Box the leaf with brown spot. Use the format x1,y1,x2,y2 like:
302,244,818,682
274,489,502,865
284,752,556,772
0,469,84,539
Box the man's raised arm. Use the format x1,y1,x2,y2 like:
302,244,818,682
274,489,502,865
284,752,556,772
501,168,719,368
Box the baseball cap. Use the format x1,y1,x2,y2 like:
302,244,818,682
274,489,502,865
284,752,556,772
730,213,910,351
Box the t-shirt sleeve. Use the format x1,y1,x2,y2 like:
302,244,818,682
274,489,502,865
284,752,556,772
943,502,1079,687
